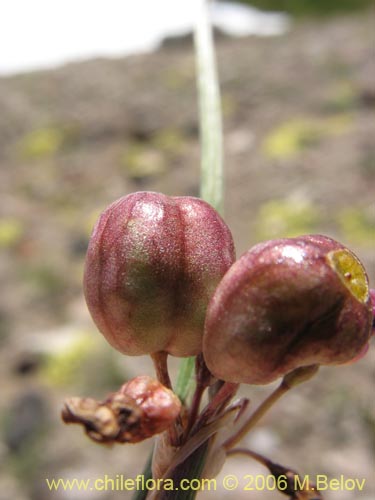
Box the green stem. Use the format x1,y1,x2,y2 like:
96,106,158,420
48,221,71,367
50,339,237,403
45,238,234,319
156,442,209,500
195,0,223,213
176,356,195,403
223,365,319,450
132,448,153,500
223,381,290,451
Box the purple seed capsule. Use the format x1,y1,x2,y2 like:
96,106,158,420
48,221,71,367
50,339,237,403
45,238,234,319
203,235,372,384
84,191,235,357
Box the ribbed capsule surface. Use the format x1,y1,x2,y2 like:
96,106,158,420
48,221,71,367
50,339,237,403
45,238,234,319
84,191,235,356
203,234,372,384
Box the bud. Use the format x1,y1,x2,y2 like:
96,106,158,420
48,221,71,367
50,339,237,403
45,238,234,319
84,191,235,356
203,235,372,385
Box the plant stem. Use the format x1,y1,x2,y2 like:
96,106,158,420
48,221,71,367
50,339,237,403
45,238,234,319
151,351,173,390
176,356,195,403
227,448,325,499
132,449,153,500
151,351,181,446
155,442,209,500
195,0,223,213
224,381,290,450
224,365,319,450
184,355,213,438
195,382,239,432
159,409,235,487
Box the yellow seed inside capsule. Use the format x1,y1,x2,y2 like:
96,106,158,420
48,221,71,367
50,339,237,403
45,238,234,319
327,248,369,303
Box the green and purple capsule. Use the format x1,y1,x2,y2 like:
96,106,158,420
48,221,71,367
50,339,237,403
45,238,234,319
203,235,372,385
84,191,235,357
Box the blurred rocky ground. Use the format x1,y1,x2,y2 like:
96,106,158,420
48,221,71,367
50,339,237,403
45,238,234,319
0,10,374,500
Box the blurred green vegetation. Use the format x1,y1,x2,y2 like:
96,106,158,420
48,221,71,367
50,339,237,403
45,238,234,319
41,334,96,388
163,68,191,90
2,393,48,482
6,431,46,483
0,310,10,345
120,128,185,180
18,124,79,160
322,83,358,113
121,144,167,180
19,264,66,298
0,218,24,248
232,0,373,16
41,333,126,393
262,115,352,160
255,198,319,240
18,263,69,319
360,406,375,451
337,207,375,246
152,128,185,154
84,208,105,236
360,151,375,179
222,93,237,117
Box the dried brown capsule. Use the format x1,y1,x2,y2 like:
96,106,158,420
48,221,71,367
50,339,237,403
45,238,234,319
62,375,181,444
203,235,372,384
84,191,235,356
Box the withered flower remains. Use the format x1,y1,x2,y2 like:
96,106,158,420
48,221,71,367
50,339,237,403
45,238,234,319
62,375,181,444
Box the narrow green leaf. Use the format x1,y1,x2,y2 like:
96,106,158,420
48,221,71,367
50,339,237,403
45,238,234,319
176,356,195,402
195,0,224,213
157,442,209,500
132,449,153,500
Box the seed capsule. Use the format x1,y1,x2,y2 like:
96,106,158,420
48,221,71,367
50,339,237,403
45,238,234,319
203,235,372,384
84,191,235,356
